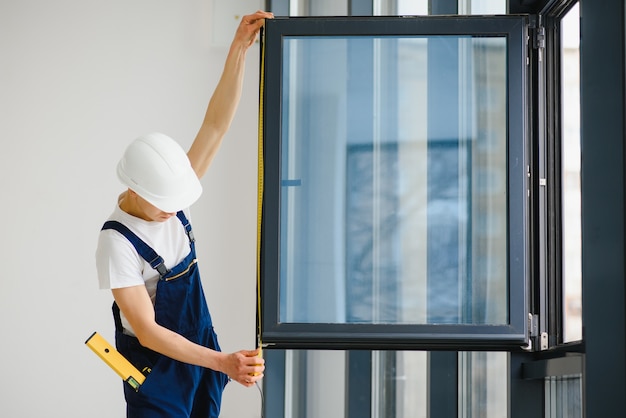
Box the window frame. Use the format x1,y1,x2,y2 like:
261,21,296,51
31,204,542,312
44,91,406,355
259,15,531,350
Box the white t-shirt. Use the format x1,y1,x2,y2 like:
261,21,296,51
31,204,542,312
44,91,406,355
95,204,192,334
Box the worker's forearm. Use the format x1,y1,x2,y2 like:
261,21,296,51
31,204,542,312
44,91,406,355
187,41,248,178
136,324,226,373
204,42,247,137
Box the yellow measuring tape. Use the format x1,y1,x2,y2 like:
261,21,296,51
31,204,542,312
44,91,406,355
256,26,266,354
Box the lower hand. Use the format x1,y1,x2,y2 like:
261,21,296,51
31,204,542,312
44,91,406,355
222,348,265,387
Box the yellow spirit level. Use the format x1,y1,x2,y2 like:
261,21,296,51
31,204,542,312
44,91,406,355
85,331,145,391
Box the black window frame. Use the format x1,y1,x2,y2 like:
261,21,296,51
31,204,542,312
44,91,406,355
258,15,531,351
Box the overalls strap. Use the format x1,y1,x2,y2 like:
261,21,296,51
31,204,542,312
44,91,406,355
101,221,170,278
101,211,196,333
176,211,195,246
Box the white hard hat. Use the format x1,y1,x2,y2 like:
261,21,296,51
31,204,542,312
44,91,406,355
117,132,202,213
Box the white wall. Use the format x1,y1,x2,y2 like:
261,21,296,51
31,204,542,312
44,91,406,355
0,1,264,416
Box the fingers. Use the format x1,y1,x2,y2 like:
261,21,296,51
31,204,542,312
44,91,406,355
242,347,262,357
241,11,273,30
249,10,275,22
234,10,274,48
241,371,264,387
244,349,265,387
247,347,264,377
225,349,265,388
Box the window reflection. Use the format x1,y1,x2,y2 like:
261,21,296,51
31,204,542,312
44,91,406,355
561,4,582,342
545,375,583,418
458,352,508,417
279,35,509,325
277,349,507,418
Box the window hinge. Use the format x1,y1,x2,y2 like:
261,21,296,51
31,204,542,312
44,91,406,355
533,26,546,49
529,15,545,52
527,313,549,351
529,313,539,338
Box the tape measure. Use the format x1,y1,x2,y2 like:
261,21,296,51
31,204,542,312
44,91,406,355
256,26,266,353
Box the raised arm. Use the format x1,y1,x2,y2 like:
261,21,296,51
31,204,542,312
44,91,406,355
187,10,273,179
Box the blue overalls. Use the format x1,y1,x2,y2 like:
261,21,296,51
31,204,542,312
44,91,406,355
102,211,229,418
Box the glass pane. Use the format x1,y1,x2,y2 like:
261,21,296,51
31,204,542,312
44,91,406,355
289,0,348,16
284,350,347,418
279,35,508,325
458,352,508,417
394,0,427,14
275,350,507,418
386,0,506,15
561,4,582,342
460,0,506,14
545,375,583,418
372,351,429,418
378,351,428,418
